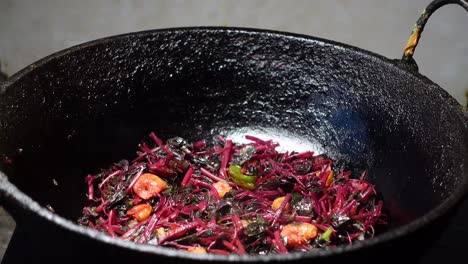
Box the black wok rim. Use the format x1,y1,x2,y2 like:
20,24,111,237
1,27,467,262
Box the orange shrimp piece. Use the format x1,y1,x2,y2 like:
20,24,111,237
280,223,318,247
127,203,152,221
133,173,167,199
187,246,207,254
213,180,232,198
272,196,290,211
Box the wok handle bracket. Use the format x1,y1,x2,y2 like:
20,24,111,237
401,0,468,69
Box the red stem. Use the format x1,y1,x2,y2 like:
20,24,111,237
191,179,220,199
219,140,232,179
98,170,122,189
121,218,150,239
234,238,246,254
85,175,96,200
200,167,224,182
282,151,313,162
181,166,194,186
138,213,159,243
271,193,291,226
158,220,202,245
245,135,267,144
273,230,288,253
124,167,145,194
222,240,241,254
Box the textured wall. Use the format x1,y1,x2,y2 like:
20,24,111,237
0,0,467,105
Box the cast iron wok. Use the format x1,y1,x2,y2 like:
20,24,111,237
0,0,467,263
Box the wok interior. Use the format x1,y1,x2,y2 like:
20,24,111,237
0,29,465,232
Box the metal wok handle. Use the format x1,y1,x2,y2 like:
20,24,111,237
401,0,468,67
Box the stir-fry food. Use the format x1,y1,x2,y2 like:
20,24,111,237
79,133,386,255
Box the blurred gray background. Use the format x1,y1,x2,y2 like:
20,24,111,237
0,0,467,260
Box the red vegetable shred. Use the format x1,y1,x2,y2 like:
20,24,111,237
79,133,386,255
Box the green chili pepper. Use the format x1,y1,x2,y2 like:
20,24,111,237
322,228,333,242
228,165,257,189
